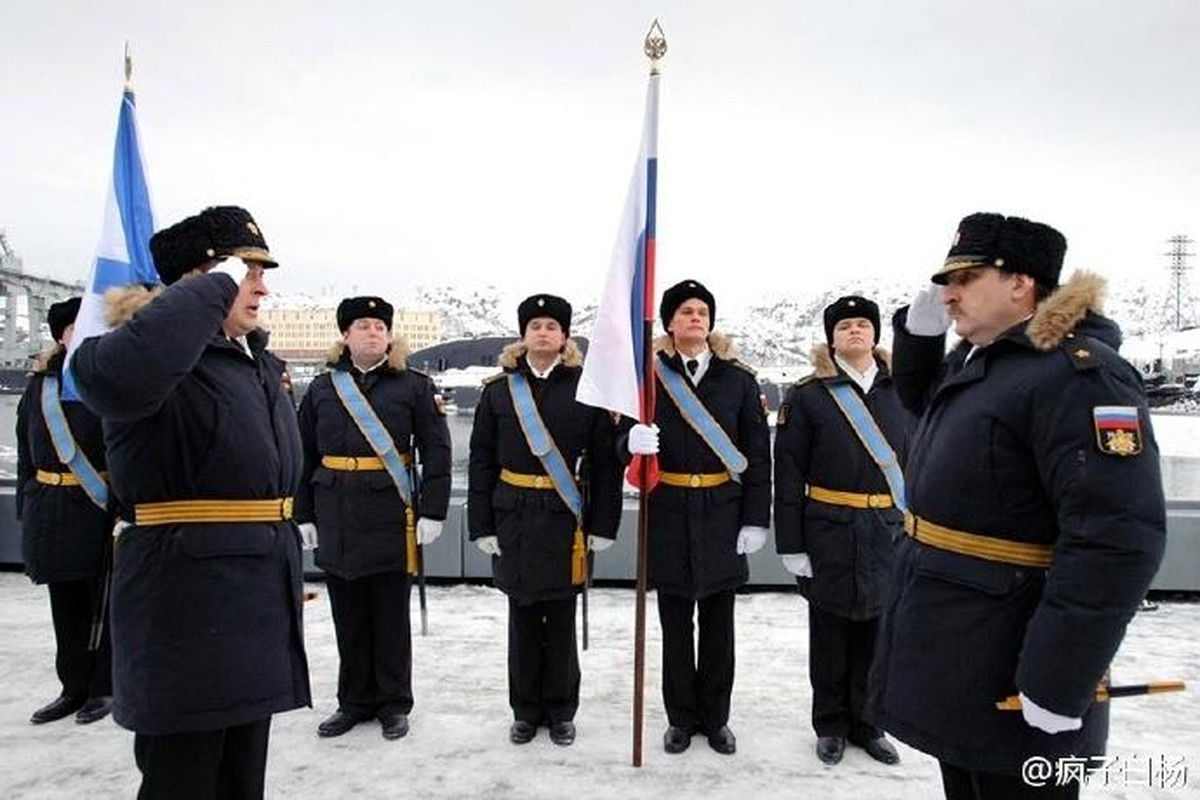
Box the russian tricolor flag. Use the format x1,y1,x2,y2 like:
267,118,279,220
63,75,158,400
576,71,660,489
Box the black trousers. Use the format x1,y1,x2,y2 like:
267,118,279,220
940,762,1080,800
507,596,580,725
47,579,112,700
808,604,879,741
133,718,272,800
325,570,413,718
656,589,735,734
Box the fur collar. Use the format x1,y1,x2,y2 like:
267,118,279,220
498,338,584,370
810,343,892,379
1024,270,1106,351
653,330,737,360
103,285,163,326
326,338,411,371
32,345,64,374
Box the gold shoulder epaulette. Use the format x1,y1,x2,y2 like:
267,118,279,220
792,374,820,389
481,371,507,386
1060,335,1102,372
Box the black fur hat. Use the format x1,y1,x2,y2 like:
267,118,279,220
660,279,716,332
48,296,82,343
823,295,880,347
517,294,572,336
149,206,277,286
337,296,394,333
934,212,1067,289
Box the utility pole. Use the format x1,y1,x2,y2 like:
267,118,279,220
1163,234,1195,331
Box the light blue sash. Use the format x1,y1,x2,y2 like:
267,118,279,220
331,370,413,507
825,382,907,512
654,358,748,481
506,373,582,520
40,375,108,510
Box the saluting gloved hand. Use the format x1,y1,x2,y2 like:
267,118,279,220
781,553,813,578
1019,693,1083,734
416,518,444,544
202,256,249,287
588,535,614,552
297,522,319,551
735,526,769,555
475,535,501,556
627,423,660,456
905,283,952,336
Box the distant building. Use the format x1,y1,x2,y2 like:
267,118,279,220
259,305,444,362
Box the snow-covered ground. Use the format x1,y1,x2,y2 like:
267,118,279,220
1,574,1196,799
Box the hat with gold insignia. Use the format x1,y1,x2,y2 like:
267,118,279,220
660,279,716,332
48,296,82,343
200,206,278,268
337,296,394,332
517,294,572,336
823,295,880,347
933,212,1067,289
150,205,278,285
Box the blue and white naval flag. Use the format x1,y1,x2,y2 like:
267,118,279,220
62,84,158,400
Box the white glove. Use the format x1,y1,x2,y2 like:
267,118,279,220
112,519,132,539
297,522,319,551
736,525,769,555
204,256,249,286
588,535,614,552
416,517,444,544
1020,693,1083,734
905,283,952,336
475,535,501,556
782,553,813,578
627,423,660,455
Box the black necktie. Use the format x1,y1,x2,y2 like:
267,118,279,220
686,359,699,376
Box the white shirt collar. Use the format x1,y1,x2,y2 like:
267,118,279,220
680,347,712,384
834,354,878,393
352,355,389,375
526,354,562,379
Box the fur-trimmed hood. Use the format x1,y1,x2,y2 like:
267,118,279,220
103,285,164,326
326,337,411,371
653,330,737,361
809,343,892,379
1024,270,1112,351
498,338,584,370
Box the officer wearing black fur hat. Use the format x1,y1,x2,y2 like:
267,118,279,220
295,295,451,741
16,296,115,726
622,279,771,756
72,206,311,799
773,295,911,767
869,213,1166,799
468,293,622,747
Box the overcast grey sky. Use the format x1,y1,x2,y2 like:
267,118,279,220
3,0,1200,311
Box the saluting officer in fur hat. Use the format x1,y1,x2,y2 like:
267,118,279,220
773,294,911,767
71,206,311,799
869,213,1167,800
467,294,623,747
294,296,451,742
17,296,117,728
623,279,771,756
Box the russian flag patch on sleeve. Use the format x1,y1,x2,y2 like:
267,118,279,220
1093,406,1143,457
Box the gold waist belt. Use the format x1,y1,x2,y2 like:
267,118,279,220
658,471,731,489
903,511,1053,569
36,469,109,487
321,453,411,471
808,485,893,509
500,469,555,489
134,498,295,526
